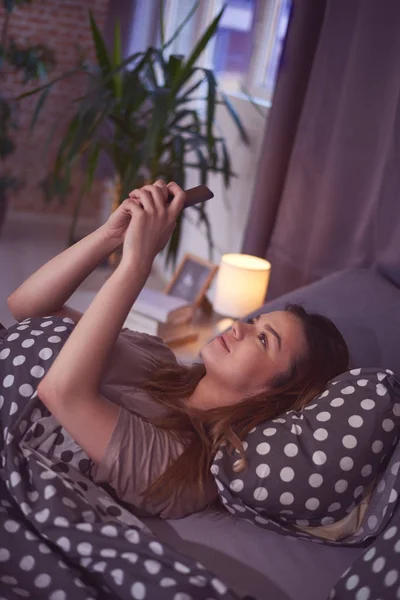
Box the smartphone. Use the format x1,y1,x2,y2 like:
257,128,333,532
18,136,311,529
167,185,214,209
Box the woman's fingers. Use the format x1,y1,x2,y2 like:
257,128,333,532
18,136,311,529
129,184,166,215
166,182,186,218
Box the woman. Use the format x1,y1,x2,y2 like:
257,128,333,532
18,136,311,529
3,180,349,519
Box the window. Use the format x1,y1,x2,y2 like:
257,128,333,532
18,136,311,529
161,0,292,106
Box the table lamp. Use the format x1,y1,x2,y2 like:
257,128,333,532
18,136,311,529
213,254,272,334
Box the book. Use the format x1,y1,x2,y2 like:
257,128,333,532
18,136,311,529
132,288,194,324
123,310,197,345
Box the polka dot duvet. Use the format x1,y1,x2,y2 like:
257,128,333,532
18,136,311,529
0,317,240,600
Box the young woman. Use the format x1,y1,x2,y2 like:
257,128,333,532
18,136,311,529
3,180,349,519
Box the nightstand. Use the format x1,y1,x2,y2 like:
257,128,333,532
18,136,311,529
167,309,222,365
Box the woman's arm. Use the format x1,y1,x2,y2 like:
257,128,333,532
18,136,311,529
37,181,186,464
7,224,120,323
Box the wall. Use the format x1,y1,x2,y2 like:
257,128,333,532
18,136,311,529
153,95,269,303
1,0,110,220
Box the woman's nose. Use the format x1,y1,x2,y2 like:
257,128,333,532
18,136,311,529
231,320,245,339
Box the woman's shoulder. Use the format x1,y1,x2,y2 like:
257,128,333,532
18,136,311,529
118,328,178,365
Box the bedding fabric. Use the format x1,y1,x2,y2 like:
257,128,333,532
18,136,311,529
212,368,400,544
0,317,239,600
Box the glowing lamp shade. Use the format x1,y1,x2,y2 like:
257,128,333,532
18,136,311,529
213,254,271,318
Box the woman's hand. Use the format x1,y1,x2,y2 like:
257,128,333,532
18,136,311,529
119,180,186,270
102,180,168,245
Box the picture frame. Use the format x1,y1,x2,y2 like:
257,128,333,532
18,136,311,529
164,253,219,308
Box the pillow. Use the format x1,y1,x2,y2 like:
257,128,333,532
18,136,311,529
211,368,400,531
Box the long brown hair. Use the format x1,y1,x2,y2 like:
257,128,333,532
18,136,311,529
140,304,349,505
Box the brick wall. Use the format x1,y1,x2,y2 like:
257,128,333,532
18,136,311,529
1,0,111,219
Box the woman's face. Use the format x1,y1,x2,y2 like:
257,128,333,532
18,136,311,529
200,311,307,402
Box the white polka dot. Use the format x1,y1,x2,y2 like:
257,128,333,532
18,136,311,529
54,326,67,332
312,451,327,465
372,557,385,572
372,440,383,453
340,457,354,471
144,559,161,574
376,383,387,396
160,578,176,587
280,467,295,482
348,415,363,428
19,384,34,397
10,402,18,416
35,508,50,523
30,330,43,336
328,502,341,512
41,321,53,328
174,562,191,574
343,435,357,449
39,348,53,360
263,427,276,436
384,570,398,587
5,519,20,533
131,582,146,599
0,395,3,409
50,592,66,600
48,336,61,344
350,369,361,376
305,498,319,510
368,516,378,529
313,428,328,441
309,473,323,487
3,374,14,388
13,355,26,366
98,548,116,558
280,492,294,505
291,424,302,435
345,575,359,590
363,547,376,562
99,524,117,537
124,529,139,544
34,573,51,588
77,542,93,556
361,464,372,477
256,463,270,478
383,526,398,540
304,403,317,410
256,442,270,455
210,464,219,475
354,485,364,498
0,548,10,561
389,489,398,503
284,443,298,457
395,540,400,553
383,418,394,432
20,555,35,570
316,411,331,422
392,462,400,476
63,318,75,324
321,516,335,526
22,339,34,348
10,472,21,487
0,348,10,359
149,541,164,556
1,575,17,585
122,552,138,563
30,365,45,378
8,333,20,341
212,578,228,595
393,404,400,417
357,379,369,387
341,386,355,395
230,479,244,492
335,480,348,493
361,399,375,410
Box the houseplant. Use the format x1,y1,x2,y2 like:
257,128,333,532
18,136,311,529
0,0,54,232
23,1,250,268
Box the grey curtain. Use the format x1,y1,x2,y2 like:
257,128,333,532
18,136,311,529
242,0,400,300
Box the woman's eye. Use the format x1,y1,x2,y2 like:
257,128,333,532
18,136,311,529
259,332,267,348
247,318,267,349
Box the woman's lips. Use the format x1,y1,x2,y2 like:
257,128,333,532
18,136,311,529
218,334,230,352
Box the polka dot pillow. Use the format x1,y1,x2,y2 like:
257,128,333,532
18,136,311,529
211,368,400,529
